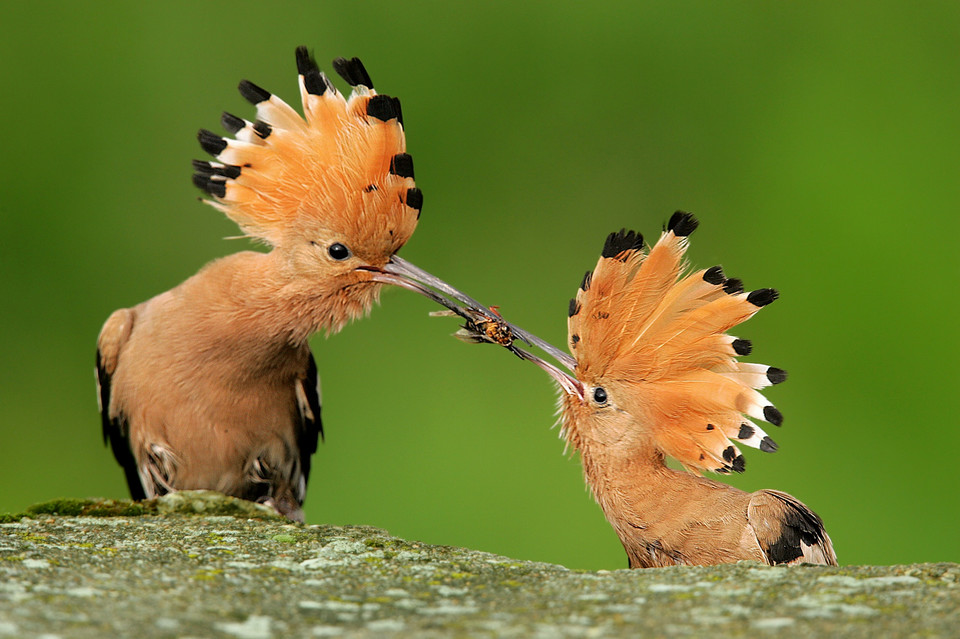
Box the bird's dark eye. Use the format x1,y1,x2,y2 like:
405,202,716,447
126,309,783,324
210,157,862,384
328,243,351,261
593,387,608,404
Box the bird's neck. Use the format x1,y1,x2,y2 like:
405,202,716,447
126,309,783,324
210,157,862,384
183,250,376,364
578,441,717,567
579,441,669,528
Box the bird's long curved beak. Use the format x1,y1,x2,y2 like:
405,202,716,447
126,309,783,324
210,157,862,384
514,348,584,400
364,255,576,372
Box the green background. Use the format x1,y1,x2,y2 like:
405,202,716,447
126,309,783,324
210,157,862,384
2,2,958,569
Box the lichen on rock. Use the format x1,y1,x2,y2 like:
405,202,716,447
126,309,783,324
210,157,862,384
0,492,956,637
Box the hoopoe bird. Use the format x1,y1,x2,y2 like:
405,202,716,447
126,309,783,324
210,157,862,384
96,47,454,521
450,212,836,567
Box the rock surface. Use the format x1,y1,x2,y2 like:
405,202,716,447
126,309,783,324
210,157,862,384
1,492,956,638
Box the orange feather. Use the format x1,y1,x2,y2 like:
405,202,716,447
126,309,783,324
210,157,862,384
195,48,417,254
569,212,783,474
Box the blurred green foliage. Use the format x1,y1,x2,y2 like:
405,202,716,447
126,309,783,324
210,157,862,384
1,2,957,569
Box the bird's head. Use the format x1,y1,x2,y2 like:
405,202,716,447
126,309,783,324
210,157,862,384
517,212,786,474
193,48,422,326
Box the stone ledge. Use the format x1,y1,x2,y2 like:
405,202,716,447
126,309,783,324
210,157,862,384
0,492,956,638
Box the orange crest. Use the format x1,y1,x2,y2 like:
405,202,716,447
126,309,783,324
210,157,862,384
568,212,784,474
193,48,421,258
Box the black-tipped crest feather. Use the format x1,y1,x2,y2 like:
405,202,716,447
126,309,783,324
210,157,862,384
767,367,788,385
389,153,414,179
731,455,746,473
238,80,271,105
602,229,644,258
220,112,245,134
732,339,752,356
333,57,373,89
367,95,402,123
667,211,699,236
723,278,744,295
703,265,725,285
405,188,423,211
197,129,227,156
252,120,272,139
192,173,226,198
192,160,240,179
295,46,319,76
296,46,327,96
580,270,593,292
748,288,779,307
763,405,783,426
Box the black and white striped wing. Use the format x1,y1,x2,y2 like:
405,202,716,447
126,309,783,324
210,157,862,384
293,349,324,504
96,345,147,501
748,489,838,566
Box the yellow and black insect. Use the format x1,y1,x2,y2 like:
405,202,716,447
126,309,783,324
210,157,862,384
431,307,515,348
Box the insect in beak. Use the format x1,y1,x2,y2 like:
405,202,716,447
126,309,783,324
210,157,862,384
364,255,577,372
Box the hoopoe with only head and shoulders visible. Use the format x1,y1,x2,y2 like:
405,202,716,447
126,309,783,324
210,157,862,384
97,47,459,521
469,212,836,567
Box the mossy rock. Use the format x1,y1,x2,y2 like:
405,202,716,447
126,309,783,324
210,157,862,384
0,491,283,524
0,492,956,637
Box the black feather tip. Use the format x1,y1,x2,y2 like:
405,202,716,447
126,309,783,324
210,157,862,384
389,153,415,179
220,112,245,134
763,405,784,426
568,298,581,317
197,129,227,156
296,46,327,96
767,367,788,385
295,46,318,76
580,270,593,292
703,265,725,285
192,173,226,198
238,80,271,105
667,210,699,237
748,288,780,307
723,278,744,295
405,187,423,212
192,159,213,174
732,339,753,356
731,455,746,473
601,229,644,259
192,160,240,179
759,436,779,453
367,95,403,125
738,423,754,440
333,56,373,89
252,120,272,140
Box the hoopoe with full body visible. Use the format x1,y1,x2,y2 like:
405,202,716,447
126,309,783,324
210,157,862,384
453,212,836,567
97,47,466,521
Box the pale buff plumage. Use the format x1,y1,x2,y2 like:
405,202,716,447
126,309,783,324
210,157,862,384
462,212,836,567
97,49,423,520
576,435,836,567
